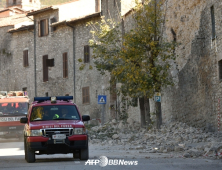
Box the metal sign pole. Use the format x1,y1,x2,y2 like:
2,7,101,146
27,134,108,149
101,104,105,126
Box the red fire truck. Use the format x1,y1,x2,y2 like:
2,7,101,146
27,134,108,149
0,91,29,138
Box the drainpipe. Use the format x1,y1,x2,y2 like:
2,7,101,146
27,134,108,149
26,16,37,97
34,19,37,97
65,22,76,103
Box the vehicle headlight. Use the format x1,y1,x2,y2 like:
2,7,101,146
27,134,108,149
73,128,85,135
27,130,42,136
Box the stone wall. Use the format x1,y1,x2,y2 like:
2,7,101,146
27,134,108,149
10,29,35,97
0,26,14,91
162,0,222,132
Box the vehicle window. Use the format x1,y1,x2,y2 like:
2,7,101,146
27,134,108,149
30,105,80,121
0,102,28,116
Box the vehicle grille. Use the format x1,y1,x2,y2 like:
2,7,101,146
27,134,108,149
42,128,73,137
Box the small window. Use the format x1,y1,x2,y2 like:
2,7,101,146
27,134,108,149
38,19,49,37
23,50,29,67
82,87,90,104
13,0,16,5
114,0,116,7
84,45,90,63
219,60,222,80
45,92,48,97
22,87,27,91
211,6,216,39
43,55,48,82
50,17,57,32
63,52,68,78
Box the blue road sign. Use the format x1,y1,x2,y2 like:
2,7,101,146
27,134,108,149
98,95,107,104
154,96,161,102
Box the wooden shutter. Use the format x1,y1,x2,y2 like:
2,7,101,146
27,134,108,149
87,46,90,63
23,51,26,67
84,46,86,63
25,50,28,67
46,59,54,67
38,21,41,37
82,88,85,103
23,50,28,67
50,17,57,32
63,53,68,78
43,55,48,82
95,0,100,12
211,6,216,39
84,45,90,63
45,19,49,36
219,60,222,80
82,87,90,104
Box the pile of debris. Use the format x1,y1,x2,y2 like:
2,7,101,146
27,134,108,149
87,119,222,159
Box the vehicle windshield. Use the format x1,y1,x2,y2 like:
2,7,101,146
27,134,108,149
30,105,80,122
0,102,28,116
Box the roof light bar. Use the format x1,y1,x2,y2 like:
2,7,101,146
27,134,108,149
34,96,73,102
56,96,73,101
34,97,51,102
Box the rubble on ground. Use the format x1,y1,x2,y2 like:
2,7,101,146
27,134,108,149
87,119,222,159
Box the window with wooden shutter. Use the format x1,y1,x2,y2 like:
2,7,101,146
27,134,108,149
39,19,49,37
43,55,48,82
82,87,90,104
50,17,57,32
84,45,90,63
23,50,29,67
63,52,68,78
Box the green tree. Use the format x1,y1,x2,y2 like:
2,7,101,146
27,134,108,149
88,0,177,128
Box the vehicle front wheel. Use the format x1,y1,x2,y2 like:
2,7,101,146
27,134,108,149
80,148,89,160
25,142,36,163
73,152,79,159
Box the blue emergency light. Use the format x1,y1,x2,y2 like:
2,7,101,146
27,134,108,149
34,96,73,102
56,96,73,101
34,97,51,102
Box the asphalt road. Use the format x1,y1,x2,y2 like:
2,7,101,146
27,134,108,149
0,139,222,170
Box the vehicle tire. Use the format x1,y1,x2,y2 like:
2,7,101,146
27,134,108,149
25,141,36,163
24,138,27,161
80,140,89,160
73,152,79,159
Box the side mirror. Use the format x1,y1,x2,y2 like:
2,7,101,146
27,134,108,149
82,115,90,121
20,117,28,123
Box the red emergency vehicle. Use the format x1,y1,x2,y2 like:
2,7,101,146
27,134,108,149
0,91,29,138
20,96,90,163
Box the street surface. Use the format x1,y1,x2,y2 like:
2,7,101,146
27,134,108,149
0,139,222,170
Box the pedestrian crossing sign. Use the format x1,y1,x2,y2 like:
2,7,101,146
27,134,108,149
98,95,107,104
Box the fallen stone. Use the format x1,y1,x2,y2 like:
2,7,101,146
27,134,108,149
112,134,119,139
183,153,191,158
